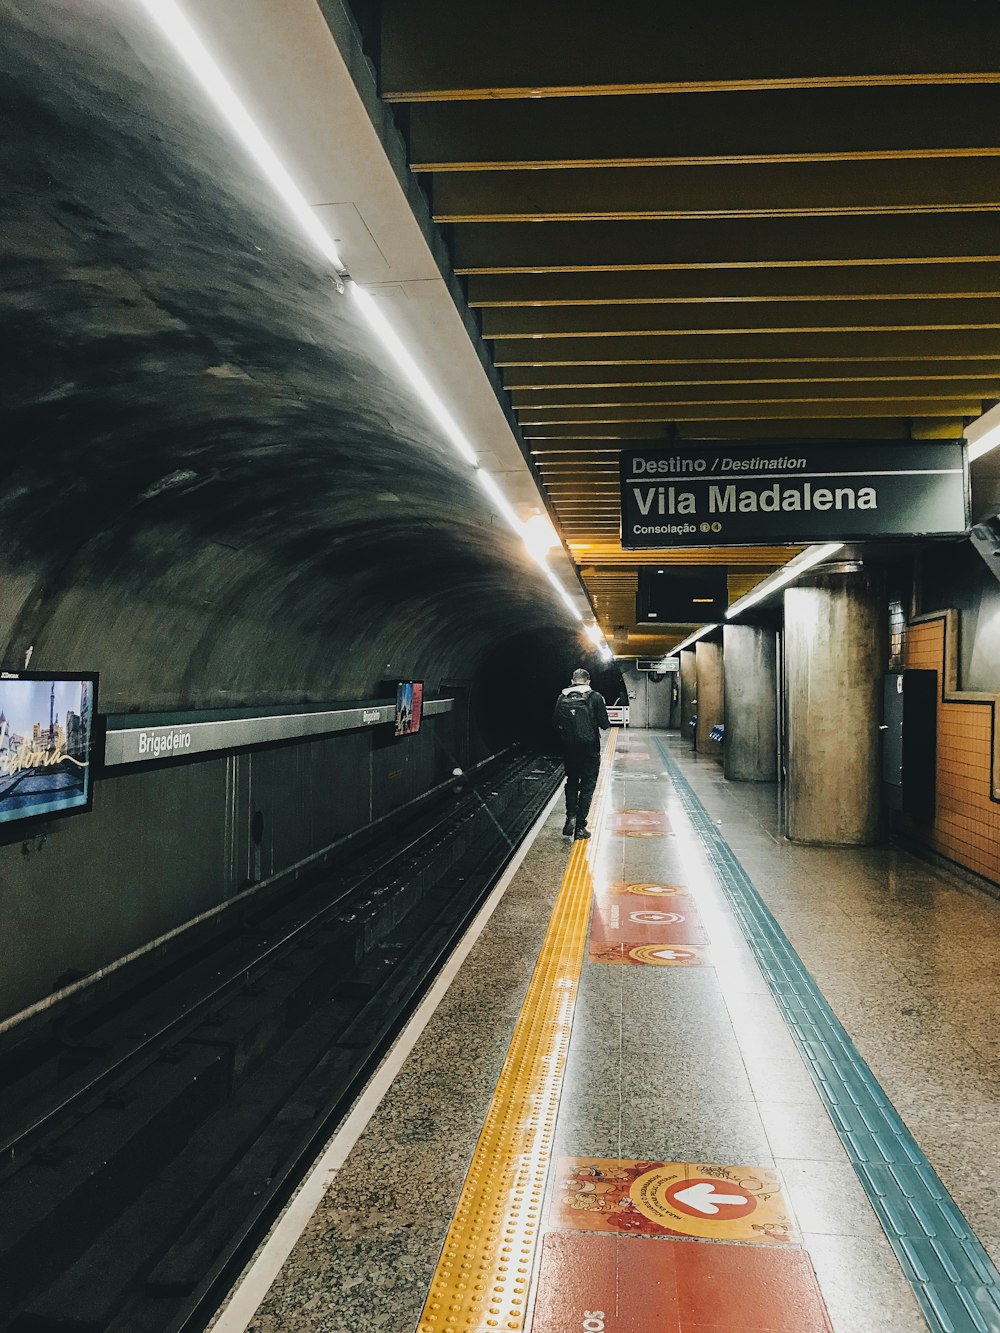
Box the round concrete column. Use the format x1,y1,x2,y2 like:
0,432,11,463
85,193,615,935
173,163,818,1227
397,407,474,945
694,638,724,756
679,648,697,746
723,624,777,781
784,567,885,845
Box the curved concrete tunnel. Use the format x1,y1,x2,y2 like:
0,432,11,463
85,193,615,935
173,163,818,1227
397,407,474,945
0,2,601,1016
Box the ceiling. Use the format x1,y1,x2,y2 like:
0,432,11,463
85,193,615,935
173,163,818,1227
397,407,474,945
347,0,1000,653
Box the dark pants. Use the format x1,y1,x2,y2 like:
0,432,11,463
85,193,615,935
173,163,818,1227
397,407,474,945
563,745,600,827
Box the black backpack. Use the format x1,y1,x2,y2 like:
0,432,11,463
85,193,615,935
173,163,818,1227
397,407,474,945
554,690,598,746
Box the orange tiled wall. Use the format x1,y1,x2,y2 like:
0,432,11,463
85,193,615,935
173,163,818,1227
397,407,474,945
901,615,1000,886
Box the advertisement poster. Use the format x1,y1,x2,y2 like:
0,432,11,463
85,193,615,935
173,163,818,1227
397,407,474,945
0,674,97,827
394,680,423,737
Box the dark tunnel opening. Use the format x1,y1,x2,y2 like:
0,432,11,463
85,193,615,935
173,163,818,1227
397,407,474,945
470,628,626,754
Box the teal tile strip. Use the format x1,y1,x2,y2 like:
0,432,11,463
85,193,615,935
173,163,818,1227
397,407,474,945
654,738,1000,1333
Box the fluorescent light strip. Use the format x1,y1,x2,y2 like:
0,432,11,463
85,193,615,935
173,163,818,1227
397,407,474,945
726,543,845,619
476,467,525,535
140,0,588,621
673,624,719,652
969,434,1000,462
542,565,584,620
349,283,479,468
584,623,613,659
967,402,1000,462
139,0,345,272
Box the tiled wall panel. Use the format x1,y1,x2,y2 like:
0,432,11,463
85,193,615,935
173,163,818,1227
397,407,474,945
901,613,1000,887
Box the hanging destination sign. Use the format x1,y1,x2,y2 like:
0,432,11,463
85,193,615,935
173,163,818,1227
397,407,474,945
619,441,969,549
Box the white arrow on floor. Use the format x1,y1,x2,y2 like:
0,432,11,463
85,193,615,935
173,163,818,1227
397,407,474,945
673,1182,748,1214
652,950,691,960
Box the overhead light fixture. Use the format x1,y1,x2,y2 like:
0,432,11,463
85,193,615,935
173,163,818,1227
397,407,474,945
541,565,583,620
139,0,590,625
349,283,479,468
725,543,844,619
967,401,1000,462
522,513,559,559
584,623,613,661
139,0,345,273
673,624,719,652
470,464,523,536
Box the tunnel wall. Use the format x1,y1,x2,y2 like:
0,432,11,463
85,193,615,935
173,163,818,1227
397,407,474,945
0,711,461,1020
0,4,587,1021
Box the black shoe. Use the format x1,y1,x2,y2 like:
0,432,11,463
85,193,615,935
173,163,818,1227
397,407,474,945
574,826,591,840
562,817,576,836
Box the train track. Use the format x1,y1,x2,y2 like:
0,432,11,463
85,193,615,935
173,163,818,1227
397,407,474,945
0,748,562,1332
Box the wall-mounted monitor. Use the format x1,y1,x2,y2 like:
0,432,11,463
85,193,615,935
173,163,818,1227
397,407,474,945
0,672,98,830
636,566,728,623
394,681,424,737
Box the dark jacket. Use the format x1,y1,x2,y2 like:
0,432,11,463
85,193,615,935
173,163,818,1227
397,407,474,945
552,685,611,749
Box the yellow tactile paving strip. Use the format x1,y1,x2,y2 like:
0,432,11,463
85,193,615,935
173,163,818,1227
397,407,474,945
417,731,617,1333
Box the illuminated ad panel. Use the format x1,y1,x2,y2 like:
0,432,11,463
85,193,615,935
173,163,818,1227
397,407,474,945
620,441,969,549
394,681,424,737
0,673,98,828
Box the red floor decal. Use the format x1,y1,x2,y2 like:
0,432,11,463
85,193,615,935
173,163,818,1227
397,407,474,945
589,895,709,954
624,943,708,967
612,808,670,837
528,1232,833,1332
552,1158,796,1243
605,881,687,897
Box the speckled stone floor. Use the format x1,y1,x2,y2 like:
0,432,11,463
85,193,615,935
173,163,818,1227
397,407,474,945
239,809,571,1333
222,729,999,1333
669,735,1000,1279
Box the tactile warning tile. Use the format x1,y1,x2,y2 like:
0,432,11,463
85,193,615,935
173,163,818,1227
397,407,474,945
654,737,1000,1333
417,734,617,1333
529,1232,834,1332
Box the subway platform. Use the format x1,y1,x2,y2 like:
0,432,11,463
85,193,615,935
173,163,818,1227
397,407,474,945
212,731,1000,1333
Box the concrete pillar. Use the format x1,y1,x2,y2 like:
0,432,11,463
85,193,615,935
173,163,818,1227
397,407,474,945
679,648,697,747
785,567,885,845
694,638,724,757
723,624,778,782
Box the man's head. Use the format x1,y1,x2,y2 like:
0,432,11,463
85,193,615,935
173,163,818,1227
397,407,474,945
571,668,591,685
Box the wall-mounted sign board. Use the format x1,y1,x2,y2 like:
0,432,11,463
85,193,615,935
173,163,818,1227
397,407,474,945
636,657,680,672
104,697,454,768
620,442,969,549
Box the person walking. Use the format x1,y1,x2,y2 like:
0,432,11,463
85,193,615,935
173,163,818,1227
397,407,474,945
552,668,610,840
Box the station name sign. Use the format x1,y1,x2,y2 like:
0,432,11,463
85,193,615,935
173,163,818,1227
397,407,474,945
104,699,454,767
619,442,969,548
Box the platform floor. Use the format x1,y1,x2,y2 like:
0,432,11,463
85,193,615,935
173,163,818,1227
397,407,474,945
215,730,1000,1333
